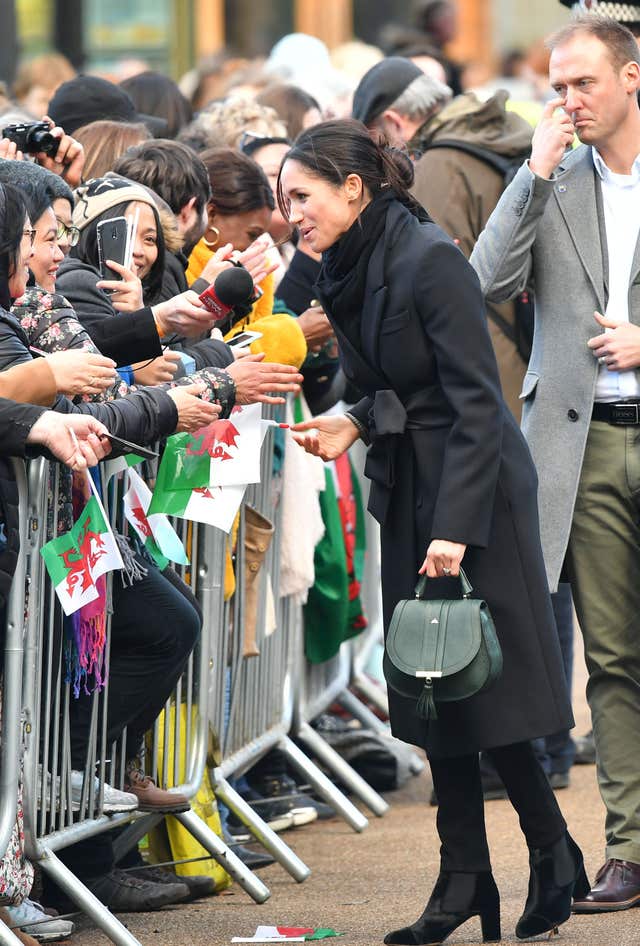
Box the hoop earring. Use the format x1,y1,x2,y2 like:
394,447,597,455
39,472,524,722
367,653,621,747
203,225,220,248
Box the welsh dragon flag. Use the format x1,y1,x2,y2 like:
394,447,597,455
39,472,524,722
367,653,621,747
147,404,267,532
123,467,188,567
40,487,123,616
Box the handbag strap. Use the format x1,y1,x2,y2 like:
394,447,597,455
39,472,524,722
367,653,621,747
414,567,473,600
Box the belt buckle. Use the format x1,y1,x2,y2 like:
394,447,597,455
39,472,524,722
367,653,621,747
611,402,640,425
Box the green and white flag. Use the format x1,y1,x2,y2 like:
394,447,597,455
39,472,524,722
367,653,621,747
123,467,188,567
40,487,123,616
148,424,247,533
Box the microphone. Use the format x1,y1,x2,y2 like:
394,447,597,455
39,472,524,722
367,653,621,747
198,265,255,321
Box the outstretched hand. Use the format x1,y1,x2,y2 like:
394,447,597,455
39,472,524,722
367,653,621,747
291,413,361,462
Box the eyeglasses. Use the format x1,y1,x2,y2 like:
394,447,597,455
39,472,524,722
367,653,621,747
238,130,291,157
22,227,37,246
55,220,80,247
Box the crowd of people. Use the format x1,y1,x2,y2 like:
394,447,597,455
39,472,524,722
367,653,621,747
1,0,640,943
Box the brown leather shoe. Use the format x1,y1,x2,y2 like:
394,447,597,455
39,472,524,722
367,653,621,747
572,858,640,912
124,766,190,813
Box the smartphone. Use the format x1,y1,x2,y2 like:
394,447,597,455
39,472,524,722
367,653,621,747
227,331,263,349
101,432,158,460
97,216,128,284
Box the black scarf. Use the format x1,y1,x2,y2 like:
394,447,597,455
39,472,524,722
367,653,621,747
314,190,396,346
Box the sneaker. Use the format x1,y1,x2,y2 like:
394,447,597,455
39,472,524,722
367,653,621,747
251,774,335,821
232,788,295,832
86,868,190,912
6,899,74,942
70,771,138,814
37,767,138,814
239,786,317,830
126,866,215,900
124,766,190,813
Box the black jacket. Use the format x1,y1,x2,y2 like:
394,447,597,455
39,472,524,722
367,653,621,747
58,255,234,372
318,200,572,756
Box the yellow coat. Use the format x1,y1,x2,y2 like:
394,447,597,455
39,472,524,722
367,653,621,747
187,237,307,369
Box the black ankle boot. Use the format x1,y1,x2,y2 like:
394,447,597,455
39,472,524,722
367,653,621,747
515,832,590,940
384,871,501,945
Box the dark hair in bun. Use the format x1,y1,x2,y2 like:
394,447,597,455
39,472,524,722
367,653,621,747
277,118,429,222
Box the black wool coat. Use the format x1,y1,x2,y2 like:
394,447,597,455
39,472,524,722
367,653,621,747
319,200,573,757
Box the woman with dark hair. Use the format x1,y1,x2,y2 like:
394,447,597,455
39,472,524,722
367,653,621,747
57,174,214,387
187,147,307,369
283,120,586,945
186,146,275,284
120,71,193,139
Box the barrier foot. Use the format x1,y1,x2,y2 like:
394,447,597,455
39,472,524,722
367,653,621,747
38,847,142,946
338,690,425,776
172,809,270,903
0,914,26,946
214,777,310,883
291,723,390,819
279,734,369,832
351,673,390,717
112,813,164,865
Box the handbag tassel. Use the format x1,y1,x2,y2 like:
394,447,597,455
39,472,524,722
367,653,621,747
416,678,438,721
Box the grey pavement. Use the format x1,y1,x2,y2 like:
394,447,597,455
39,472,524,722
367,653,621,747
74,639,640,946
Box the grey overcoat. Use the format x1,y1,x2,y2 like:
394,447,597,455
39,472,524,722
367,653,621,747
470,145,639,591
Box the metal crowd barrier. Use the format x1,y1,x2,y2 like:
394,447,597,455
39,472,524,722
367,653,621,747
0,460,30,946
205,411,376,863
0,407,423,946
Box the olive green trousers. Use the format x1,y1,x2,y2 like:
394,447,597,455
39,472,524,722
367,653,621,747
566,419,640,865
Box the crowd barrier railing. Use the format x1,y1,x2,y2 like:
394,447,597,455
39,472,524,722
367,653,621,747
0,460,30,946
1,406,424,945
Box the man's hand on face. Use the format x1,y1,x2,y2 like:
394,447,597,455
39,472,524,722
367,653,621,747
529,97,575,181
588,311,640,372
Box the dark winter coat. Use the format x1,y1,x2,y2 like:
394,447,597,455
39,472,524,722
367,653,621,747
322,198,573,757
410,92,533,418
57,256,234,374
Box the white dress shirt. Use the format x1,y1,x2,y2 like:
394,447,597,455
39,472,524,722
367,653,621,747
592,148,640,401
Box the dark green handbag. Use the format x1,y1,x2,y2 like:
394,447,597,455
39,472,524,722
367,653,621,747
383,568,503,721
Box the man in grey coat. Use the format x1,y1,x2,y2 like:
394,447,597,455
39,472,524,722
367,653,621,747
471,15,640,912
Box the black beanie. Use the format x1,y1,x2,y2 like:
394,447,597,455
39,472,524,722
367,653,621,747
352,57,424,126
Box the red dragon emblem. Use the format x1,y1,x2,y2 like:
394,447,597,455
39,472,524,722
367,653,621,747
60,515,107,597
186,420,240,461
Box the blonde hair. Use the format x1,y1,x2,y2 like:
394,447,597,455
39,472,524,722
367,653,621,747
179,99,287,152
13,53,75,101
74,120,151,179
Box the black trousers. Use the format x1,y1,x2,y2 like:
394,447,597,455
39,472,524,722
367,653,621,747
430,741,567,873
69,558,201,769
49,561,202,886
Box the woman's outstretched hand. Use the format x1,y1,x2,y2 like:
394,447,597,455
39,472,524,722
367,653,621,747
420,539,467,579
292,413,361,462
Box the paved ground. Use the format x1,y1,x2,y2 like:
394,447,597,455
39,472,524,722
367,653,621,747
74,641,640,946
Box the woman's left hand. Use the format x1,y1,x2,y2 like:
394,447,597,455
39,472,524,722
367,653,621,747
420,539,467,578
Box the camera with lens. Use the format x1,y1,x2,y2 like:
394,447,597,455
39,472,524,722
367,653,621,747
2,121,59,157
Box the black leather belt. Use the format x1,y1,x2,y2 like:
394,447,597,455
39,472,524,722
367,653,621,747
592,401,640,425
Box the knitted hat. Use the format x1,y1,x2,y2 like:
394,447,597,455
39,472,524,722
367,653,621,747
559,0,640,22
48,75,168,137
352,57,424,125
0,158,74,210
72,175,159,231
